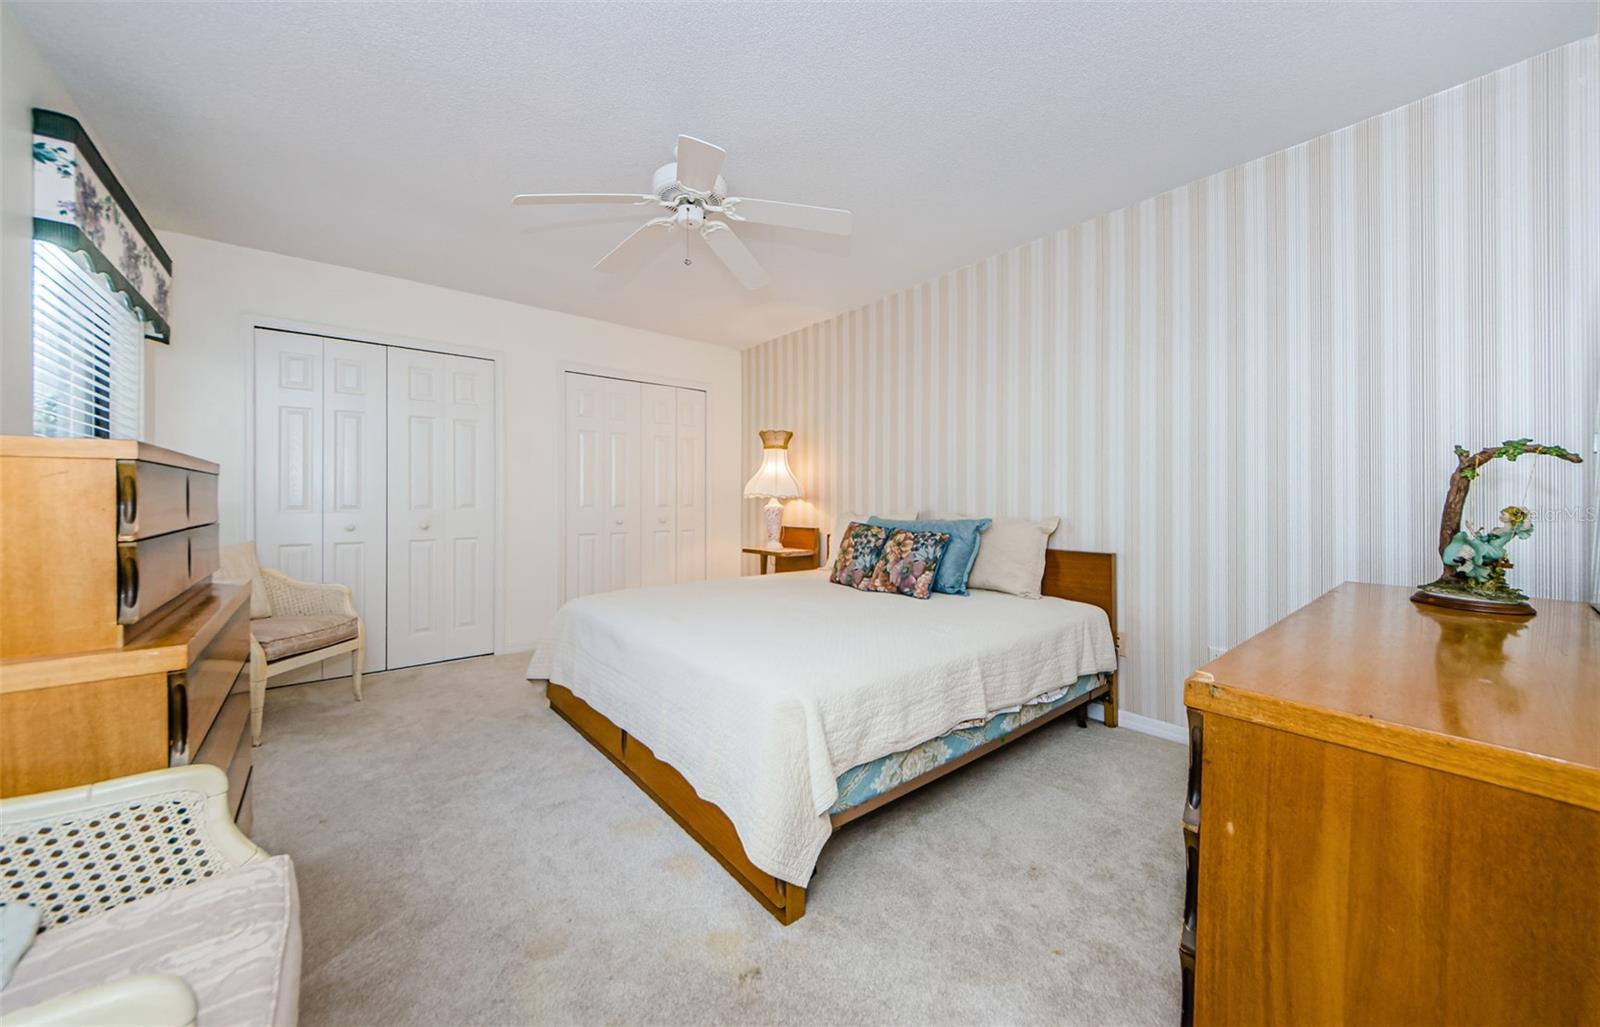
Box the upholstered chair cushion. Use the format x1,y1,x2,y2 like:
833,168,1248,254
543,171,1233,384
252,615,359,662
828,522,889,589
863,528,951,599
0,855,301,1027
217,543,272,618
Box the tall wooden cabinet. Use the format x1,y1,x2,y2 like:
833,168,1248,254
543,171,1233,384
0,438,254,827
1182,583,1598,1026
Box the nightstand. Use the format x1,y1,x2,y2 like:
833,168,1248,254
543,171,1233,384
743,526,824,574
743,545,816,574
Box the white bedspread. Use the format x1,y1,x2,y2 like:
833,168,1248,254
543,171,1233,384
526,569,1117,886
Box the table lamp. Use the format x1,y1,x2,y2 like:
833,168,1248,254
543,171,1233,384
744,430,803,549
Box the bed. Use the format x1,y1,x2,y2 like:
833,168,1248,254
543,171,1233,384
526,543,1118,924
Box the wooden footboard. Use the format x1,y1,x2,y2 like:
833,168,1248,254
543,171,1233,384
547,683,808,924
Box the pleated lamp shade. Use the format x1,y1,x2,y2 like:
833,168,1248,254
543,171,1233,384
743,430,803,499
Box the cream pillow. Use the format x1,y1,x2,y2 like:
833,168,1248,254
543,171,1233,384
830,508,917,560
929,514,1059,598
217,542,273,618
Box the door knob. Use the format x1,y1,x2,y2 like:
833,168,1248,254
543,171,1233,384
658,515,668,525
343,524,356,532
420,521,432,531
613,518,624,526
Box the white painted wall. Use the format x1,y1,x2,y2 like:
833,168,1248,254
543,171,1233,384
146,232,743,655
0,7,81,432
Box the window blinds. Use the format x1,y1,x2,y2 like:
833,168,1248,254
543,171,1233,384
31,239,143,439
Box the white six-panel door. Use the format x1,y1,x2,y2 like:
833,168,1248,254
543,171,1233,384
600,378,642,593
674,387,707,583
564,374,642,599
321,339,388,674
254,329,390,680
564,372,705,601
386,347,496,669
255,331,324,585
641,384,677,588
564,373,607,599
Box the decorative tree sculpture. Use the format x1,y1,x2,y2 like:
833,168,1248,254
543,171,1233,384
1412,438,1583,616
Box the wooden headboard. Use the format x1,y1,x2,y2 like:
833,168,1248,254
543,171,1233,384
1042,549,1117,641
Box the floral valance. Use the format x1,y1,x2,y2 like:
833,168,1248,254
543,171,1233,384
33,110,172,343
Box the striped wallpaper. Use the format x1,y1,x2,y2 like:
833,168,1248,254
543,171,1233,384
742,38,1599,729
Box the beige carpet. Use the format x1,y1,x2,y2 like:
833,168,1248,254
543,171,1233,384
251,652,1186,1026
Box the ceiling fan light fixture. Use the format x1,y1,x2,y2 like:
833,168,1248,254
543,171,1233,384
514,133,852,290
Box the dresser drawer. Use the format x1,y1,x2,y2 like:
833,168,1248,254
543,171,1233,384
193,690,252,814
117,461,218,539
118,524,220,624
186,470,219,528
167,600,249,763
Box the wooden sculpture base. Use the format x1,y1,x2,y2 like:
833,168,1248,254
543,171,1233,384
1410,588,1536,618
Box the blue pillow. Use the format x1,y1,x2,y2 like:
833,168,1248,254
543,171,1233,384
868,517,991,595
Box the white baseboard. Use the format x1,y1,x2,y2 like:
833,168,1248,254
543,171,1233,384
1087,702,1188,744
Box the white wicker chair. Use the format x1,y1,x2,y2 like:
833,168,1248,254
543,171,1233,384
0,765,295,1027
217,542,366,746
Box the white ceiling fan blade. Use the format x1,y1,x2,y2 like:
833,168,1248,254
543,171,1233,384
512,192,657,206
593,217,675,274
721,197,853,235
674,135,726,195
701,222,770,289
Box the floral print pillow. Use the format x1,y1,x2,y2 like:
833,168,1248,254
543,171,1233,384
829,522,889,588
863,528,951,599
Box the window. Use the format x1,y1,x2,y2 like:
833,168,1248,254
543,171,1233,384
31,239,143,439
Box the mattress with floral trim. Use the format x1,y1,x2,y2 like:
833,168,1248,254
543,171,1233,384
829,672,1106,815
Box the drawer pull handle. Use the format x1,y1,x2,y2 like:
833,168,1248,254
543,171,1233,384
1182,831,1199,954
117,467,138,527
168,674,189,763
1184,710,1203,829
118,552,140,611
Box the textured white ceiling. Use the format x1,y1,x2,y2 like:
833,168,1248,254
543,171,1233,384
13,2,1594,348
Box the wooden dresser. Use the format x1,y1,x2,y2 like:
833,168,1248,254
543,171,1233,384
1181,583,1598,1025
0,438,255,829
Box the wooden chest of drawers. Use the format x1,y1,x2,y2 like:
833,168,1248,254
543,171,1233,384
1181,583,1598,1026
0,438,253,827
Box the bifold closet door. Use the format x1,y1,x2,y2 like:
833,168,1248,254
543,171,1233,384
254,329,388,677
386,348,496,669
564,373,641,599
321,339,388,675
674,387,707,582
564,373,705,600
255,330,324,584
641,384,677,588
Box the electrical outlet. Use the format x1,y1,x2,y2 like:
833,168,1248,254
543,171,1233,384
1207,645,1228,662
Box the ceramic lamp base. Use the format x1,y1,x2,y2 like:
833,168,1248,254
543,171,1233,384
762,497,785,548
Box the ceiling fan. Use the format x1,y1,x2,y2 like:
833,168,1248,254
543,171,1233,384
512,134,852,290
